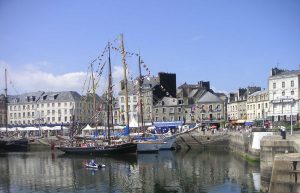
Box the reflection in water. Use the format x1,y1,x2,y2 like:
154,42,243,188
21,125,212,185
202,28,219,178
0,149,260,193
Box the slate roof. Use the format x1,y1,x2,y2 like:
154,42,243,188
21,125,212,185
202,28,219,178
248,90,268,97
8,91,83,104
270,70,300,78
118,76,159,95
197,91,223,103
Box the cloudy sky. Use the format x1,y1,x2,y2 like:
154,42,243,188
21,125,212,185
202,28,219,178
0,0,300,95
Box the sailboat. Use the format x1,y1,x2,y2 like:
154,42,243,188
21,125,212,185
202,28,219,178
57,36,137,155
0,69,28,151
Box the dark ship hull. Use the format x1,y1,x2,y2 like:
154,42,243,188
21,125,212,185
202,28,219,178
57,142,137,155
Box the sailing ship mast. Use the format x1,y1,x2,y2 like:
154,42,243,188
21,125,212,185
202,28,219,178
138,55,144,131
107,42,113,144
4,69,8,137
120,34,130,136
90,62,98,132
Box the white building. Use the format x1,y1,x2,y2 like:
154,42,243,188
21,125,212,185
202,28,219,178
268,68,299,124
7,91,96,126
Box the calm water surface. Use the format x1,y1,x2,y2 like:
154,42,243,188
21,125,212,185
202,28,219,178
0,149,260,193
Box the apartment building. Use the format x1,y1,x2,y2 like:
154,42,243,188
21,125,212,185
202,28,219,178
268,68,299,125
7,91,97,126
246,90,269,122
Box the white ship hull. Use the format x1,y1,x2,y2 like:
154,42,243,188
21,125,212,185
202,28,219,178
136,141,162,153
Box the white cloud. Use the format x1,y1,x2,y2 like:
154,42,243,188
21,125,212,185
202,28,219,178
0,61,77,94
0,61,125,96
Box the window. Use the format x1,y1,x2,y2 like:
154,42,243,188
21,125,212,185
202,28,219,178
282,91,285,96
282,81,285,88
133,96,137,102
178,107,182,113
170,107,174,113
273,83,276,89
155,108,158,114
291,90,294,95
58,103,61,107
52,103,55,107
291,80,294,87
120,97,124,103
265,103,268,108
162,108,166,114
52,110,55,115
47,103,50,107
258,104,260,109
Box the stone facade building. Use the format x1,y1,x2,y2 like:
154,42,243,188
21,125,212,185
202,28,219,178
227,87,261,124
176,81,226,126
246,90,269,123
153,97,182,122
118,76,159,126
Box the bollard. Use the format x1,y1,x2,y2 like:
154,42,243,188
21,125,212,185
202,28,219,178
281,128,286,140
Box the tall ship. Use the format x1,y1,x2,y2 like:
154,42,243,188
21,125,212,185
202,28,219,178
57,34,136,155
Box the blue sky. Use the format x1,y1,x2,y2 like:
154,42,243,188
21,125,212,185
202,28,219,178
0,0,300,95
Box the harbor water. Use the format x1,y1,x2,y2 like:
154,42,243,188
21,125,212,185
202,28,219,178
0,149,260,193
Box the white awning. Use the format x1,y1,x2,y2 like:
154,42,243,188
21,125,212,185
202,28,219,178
82,124,96,131
236,119,246,123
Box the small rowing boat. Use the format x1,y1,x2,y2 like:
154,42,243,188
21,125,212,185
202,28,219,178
85,163,106,169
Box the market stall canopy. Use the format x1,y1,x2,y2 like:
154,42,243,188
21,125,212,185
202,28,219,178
0,127,16,132
82,124,95,131
129,117,138,128
18,127,39,131
153,121,182,127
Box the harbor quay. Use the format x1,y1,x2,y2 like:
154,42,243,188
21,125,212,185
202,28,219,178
175,129,300,193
